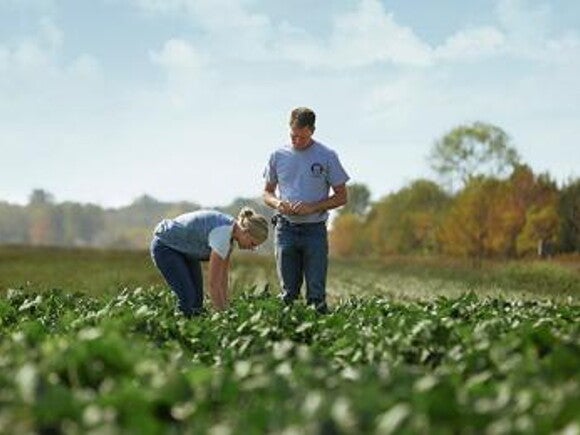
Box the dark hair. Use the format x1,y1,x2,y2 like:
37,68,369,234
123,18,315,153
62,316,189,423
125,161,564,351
289,107,316,131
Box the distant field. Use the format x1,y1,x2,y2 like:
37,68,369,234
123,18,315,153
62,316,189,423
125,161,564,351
0,245,163,296
0,246,578,433
1,246,579,303
327,256,580,303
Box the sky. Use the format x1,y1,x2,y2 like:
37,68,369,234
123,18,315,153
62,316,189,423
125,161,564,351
1,0,579,208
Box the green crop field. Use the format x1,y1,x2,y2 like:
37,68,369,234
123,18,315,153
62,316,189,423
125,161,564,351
0,246,579,434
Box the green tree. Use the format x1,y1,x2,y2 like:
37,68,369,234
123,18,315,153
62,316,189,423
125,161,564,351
27,189,59,245
429,122,520,190
438,177,511,266
60,202,105,246
339,183,371,217
28,189,54,206
366,180,450,256
0,201,29,243
104,195,200,248
501,165,559,257
559,178,580,253
329,212,365,257
517,205,560,257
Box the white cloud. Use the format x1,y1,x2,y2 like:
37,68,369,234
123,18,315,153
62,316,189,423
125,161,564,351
192,1,274,60
423,0,576,65
132,0,579,71
0,0,55,13
186,0,270,33
435,27,506,61
278,0,432,68
330,0,432,66
0,47,8,70
134,0,432,68
496,0,552,42
365,76,422,118
132,0,184,13
67,54,101,80
494,0,580,61
149,38,206,107
150,38,202,73
0,25,101,81
134,0,275,61
3,0,580,208
544,32,580,60
0,17,64,74
0,18,103,114
38,16,63,49
134,0,270,31
11,40,51,70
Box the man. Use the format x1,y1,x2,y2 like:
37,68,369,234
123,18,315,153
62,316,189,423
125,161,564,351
263,107,350,313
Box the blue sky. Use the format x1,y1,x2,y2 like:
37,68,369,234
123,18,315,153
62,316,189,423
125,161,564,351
1,0,579,207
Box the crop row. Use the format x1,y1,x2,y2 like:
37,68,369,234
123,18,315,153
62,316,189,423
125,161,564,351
0,288,578,434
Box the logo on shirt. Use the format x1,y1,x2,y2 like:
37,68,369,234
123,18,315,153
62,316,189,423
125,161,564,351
310,162,325,178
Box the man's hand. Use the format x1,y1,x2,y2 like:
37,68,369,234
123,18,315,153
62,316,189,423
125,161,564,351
290,201,317,215
276,200,294,215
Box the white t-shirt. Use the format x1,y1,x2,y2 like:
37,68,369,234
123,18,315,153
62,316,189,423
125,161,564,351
208,224,234,259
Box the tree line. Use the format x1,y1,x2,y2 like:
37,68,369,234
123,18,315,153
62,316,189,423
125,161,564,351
330,122,580,263
0,190,274,251
1,122,578,261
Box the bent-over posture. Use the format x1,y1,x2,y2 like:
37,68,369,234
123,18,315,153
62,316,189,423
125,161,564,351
151,207,268,316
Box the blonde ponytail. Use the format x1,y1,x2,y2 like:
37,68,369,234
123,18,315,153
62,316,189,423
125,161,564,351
238,207,269,244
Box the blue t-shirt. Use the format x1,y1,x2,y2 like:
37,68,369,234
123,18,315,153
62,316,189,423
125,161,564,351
153,210,234,260
263,140,350,223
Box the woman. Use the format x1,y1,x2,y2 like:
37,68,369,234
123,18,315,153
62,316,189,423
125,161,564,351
150,207,269,316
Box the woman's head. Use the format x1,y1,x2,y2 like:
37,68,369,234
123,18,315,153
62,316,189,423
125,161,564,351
235,207,269,250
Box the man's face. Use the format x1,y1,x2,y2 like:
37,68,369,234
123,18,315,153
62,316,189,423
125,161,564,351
290,124,313,150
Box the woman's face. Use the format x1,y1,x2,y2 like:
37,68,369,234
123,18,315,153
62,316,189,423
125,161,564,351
237,230,261,250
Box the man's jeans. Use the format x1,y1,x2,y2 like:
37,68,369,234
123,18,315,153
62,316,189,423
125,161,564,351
274,216,328,308
150,237,203,316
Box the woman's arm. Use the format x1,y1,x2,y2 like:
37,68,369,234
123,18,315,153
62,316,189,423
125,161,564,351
208,250,230,310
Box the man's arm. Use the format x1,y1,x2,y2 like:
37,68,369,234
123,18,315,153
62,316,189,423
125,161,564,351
263,181,294,215
263,181,279,209
291,183,348,215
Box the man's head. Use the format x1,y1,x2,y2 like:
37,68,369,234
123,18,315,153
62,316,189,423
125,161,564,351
289,107,315,150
